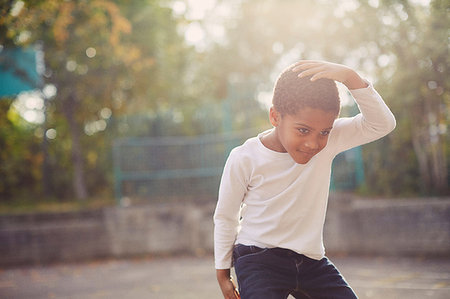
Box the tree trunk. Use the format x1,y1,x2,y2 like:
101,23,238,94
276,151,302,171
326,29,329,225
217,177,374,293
411,120,448,195
411,131,432,193
429,134,448,194
62,92,88,200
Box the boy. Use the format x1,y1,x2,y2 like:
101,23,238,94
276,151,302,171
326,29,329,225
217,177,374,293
214,60,396,299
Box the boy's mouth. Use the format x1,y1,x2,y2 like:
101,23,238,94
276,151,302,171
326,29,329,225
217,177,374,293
298,150,318,156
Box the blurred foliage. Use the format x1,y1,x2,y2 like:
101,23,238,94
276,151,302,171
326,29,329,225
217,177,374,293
350,0,449,196
200,0,449,196
0,195,115,214
1,0,197,200
0,0,448,205
0,99,42,199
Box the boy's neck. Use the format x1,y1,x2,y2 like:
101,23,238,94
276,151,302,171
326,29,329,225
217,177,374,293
260,129,286,153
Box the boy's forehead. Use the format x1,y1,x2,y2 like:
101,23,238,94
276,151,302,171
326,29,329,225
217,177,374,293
287,107,336,127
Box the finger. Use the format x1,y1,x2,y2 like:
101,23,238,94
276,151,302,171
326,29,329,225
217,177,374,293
293,59,323,66
222,280,239,299
292,60,324,71
297,66,327,78
292,62,321,72
310,71,330,81
223,290,236,299
225,290,239,299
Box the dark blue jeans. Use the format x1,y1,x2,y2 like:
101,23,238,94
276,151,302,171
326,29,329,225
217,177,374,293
233,244,357,299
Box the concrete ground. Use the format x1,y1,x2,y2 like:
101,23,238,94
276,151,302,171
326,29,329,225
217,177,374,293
0,254,449,299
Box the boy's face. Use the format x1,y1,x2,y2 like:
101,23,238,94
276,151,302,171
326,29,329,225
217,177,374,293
269,107,337,164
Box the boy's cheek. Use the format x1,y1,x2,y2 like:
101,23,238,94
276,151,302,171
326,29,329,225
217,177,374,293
319,137,330,149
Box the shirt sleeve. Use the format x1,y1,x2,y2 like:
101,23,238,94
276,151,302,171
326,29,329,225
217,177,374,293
330,81,396,154
213,148,249,269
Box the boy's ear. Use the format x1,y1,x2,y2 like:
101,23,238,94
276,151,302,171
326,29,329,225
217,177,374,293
269,107,281,127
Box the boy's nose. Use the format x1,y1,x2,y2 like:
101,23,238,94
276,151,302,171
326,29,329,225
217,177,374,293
304,137,320,150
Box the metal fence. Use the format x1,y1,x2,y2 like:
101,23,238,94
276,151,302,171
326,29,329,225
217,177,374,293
112,130,256,203
113,131,364,204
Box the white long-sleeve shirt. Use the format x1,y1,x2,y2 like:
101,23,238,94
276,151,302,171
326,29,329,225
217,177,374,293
213,83,396,269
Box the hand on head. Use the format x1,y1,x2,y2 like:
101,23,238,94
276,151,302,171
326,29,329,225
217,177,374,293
292,60,368,89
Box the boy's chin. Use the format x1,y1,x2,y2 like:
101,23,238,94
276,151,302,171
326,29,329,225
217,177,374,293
295,159,310,165
292,151,319,164
293,156,313,164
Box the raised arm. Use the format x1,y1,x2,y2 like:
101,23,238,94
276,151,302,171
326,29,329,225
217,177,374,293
292,60,396,152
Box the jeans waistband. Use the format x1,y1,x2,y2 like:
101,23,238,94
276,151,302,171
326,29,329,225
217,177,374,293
234,244,302,258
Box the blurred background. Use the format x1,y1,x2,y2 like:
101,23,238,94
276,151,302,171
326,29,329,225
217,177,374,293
0,0,448,208
0,1,449,298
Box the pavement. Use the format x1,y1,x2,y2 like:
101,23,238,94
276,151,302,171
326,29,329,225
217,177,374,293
0,254,449,299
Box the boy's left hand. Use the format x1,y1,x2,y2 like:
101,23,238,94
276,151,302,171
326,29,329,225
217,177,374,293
292,60,368,90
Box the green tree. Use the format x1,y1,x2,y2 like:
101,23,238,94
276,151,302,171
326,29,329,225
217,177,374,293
344,0,449,195
200,0,448,196
0,100,42,199
1,0,193,200
1,0,447,202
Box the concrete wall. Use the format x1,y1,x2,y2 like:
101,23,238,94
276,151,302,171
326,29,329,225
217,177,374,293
0,196,449,267
104,204,213,257
0,210,112,266
0,203,214,267
324,196,450,256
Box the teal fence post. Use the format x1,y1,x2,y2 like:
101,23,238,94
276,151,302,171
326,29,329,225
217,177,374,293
112,140,122,204
354,145,365,187
222,82,234,156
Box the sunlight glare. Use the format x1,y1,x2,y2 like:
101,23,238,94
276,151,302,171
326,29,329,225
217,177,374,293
45,128,57,140
334,0,360,18
86,47,96,58
15,91,46,124
43,84,57,99
368,0,379,8
100,107,112,119
23,110,45,124
185,0,216,20
171,1,187,16
185,22,205,47
410,0,431,5
10,1,24,17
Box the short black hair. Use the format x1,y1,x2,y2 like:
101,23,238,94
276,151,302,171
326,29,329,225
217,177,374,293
272,64,340,116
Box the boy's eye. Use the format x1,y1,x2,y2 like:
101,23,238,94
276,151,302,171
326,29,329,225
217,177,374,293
320,130,331,136
298,128,309,134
